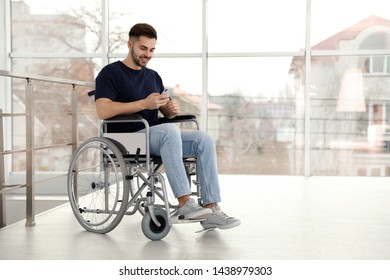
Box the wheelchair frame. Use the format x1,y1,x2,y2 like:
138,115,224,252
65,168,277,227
67,113,201,240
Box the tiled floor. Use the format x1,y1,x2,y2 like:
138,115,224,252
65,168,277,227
1,175,389,260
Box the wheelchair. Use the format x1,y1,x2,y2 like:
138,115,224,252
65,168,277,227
67,97,201,241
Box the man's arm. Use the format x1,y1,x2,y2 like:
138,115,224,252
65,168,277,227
95,93,171,120
95,98,146,120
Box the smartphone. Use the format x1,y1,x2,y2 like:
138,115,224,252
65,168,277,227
162,88,173,99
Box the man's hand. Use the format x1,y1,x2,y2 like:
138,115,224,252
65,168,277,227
160,98,180,119
144,93,170,110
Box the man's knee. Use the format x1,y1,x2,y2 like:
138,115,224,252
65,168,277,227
198,130,214,144
161,123,181,136
152,123,181,141
193,131,215,152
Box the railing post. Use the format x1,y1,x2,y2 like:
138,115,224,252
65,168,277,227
71,85,79,200
25,79,35,227
71,84,78,155
0,109,6,228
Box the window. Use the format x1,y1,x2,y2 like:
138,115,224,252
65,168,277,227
5,0,390,177
109,0,202,54
208,0,306,52
364,55,390,75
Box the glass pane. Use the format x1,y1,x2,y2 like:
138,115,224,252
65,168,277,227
311,0,390,49
10,59,98,173
109,0,202,53
147,58,203,125
208,0,306,52
308,55,390,176
12,0,102,53
208,57,304,175
147,58,202,95
11,57,96,81
387,56,390,73
372,56,385,73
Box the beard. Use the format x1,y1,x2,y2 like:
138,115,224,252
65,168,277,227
131,49,150,68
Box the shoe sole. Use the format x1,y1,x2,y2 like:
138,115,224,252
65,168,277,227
202,219,241,230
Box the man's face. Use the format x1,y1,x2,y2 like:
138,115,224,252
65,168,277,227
129,36,156,68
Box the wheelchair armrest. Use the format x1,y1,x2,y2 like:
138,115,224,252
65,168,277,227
159,115,199,130
159,115,197,123
105,114,143,121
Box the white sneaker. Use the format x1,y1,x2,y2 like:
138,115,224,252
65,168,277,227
177,198,212,220
201,205,241,229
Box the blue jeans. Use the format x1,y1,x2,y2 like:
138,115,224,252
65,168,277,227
148,123,221,205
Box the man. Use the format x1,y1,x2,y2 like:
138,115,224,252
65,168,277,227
95,23,240,230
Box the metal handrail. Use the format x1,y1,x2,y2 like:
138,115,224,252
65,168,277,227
0,69,94,228
0,69,94,87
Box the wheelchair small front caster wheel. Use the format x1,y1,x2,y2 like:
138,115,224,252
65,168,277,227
141,208,171,241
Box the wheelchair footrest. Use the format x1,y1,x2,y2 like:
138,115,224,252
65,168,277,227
169,215,205,224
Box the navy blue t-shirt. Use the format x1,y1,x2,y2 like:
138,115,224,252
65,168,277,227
95,61,164,132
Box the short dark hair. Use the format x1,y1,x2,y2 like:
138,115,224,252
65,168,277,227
128,23,157,40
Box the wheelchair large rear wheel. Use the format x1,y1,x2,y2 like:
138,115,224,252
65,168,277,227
67,137,130,234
